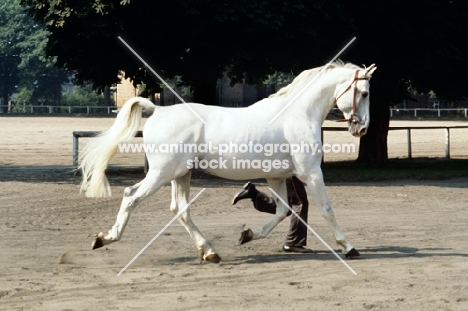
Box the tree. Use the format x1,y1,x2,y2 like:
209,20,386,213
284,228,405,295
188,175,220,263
342,0,468,164
20,0,468,164
62,82,111,107
0,0,68,111
17,27,68,107
0,0,24,112
20,0,346,105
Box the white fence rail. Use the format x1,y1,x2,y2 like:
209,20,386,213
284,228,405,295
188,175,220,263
2,105,468,117
72,126,468,168
0,105,117,114
73,131,148,171
390,108,468,118
322,126,468,161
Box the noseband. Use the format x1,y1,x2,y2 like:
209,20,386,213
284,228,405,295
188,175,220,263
336,70,369,123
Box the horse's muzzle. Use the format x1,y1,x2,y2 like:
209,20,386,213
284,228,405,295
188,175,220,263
358,127,367,137
349,122,368,137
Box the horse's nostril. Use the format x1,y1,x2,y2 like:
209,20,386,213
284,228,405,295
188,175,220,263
360,128,367,136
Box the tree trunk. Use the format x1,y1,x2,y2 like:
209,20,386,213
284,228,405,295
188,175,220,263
356,92,390,165
160,89,165,106
1,91,8,114
103,86,111,106
55,76,62,108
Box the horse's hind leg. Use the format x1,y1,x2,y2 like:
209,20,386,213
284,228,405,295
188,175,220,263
171,171,220,263
92,169,166,249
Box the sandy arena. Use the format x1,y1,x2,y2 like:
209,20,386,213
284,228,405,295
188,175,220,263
0,116,467,310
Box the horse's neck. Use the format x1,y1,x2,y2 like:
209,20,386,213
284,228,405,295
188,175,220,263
254,69,351,128
293,74,340,126
304,69,357,125
308,96,334,126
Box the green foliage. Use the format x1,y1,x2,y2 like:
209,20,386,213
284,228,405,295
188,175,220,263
159,76,192,99
19,0,346,104
0,0,24,108
16,0,468,108
0,0,68,109
264,72,295,89
61,83,110,106
19,0,468,105
14,87,33,104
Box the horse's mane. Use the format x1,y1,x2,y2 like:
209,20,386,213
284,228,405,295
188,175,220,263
269,61,363,99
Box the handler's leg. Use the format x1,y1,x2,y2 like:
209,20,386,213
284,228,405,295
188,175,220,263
233,181,291,215
283,176,313,253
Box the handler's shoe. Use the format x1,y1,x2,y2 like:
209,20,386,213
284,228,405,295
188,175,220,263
283,245,313,253
232,182,259,205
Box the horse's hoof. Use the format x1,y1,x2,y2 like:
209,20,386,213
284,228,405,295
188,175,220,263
239,229,253,245
92,233,104,250
204,254,221,263
345,248,360,259
198,249,205,261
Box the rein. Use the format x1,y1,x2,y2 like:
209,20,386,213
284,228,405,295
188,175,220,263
336,70,369,123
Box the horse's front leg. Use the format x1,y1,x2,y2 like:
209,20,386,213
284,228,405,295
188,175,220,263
306,168,360,258
239,178,289,244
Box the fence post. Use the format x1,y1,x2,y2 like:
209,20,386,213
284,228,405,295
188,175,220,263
390,109,393,118
414,109,417,117
73,133,79,166
87,106,90,114
407,128,412,159
31,105,33,113
445,127,450,159
321,128,324,164
144,155,149,173
438,108,441,117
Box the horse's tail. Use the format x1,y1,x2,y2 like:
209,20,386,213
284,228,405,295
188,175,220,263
79,97,156,198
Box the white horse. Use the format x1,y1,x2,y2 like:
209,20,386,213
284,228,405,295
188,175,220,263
80,61,377,263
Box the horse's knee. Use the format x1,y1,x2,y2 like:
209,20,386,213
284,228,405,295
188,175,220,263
124,185,138,197
121,192,139,212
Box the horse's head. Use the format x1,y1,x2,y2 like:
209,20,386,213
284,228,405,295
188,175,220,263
335,64,377,137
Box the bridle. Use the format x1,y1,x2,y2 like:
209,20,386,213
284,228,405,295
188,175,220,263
335,70,369,124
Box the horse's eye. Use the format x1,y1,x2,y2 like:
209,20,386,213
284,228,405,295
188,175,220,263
362,92,368,98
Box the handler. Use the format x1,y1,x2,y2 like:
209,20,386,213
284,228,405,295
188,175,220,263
232,176,312,253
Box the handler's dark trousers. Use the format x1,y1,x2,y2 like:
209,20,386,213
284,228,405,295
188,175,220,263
253,176,309,247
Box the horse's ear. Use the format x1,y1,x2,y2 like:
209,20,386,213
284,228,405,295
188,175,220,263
365,64,377,78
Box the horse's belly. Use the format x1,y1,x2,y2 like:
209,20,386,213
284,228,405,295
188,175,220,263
196,161,292,180
188,152,293,180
